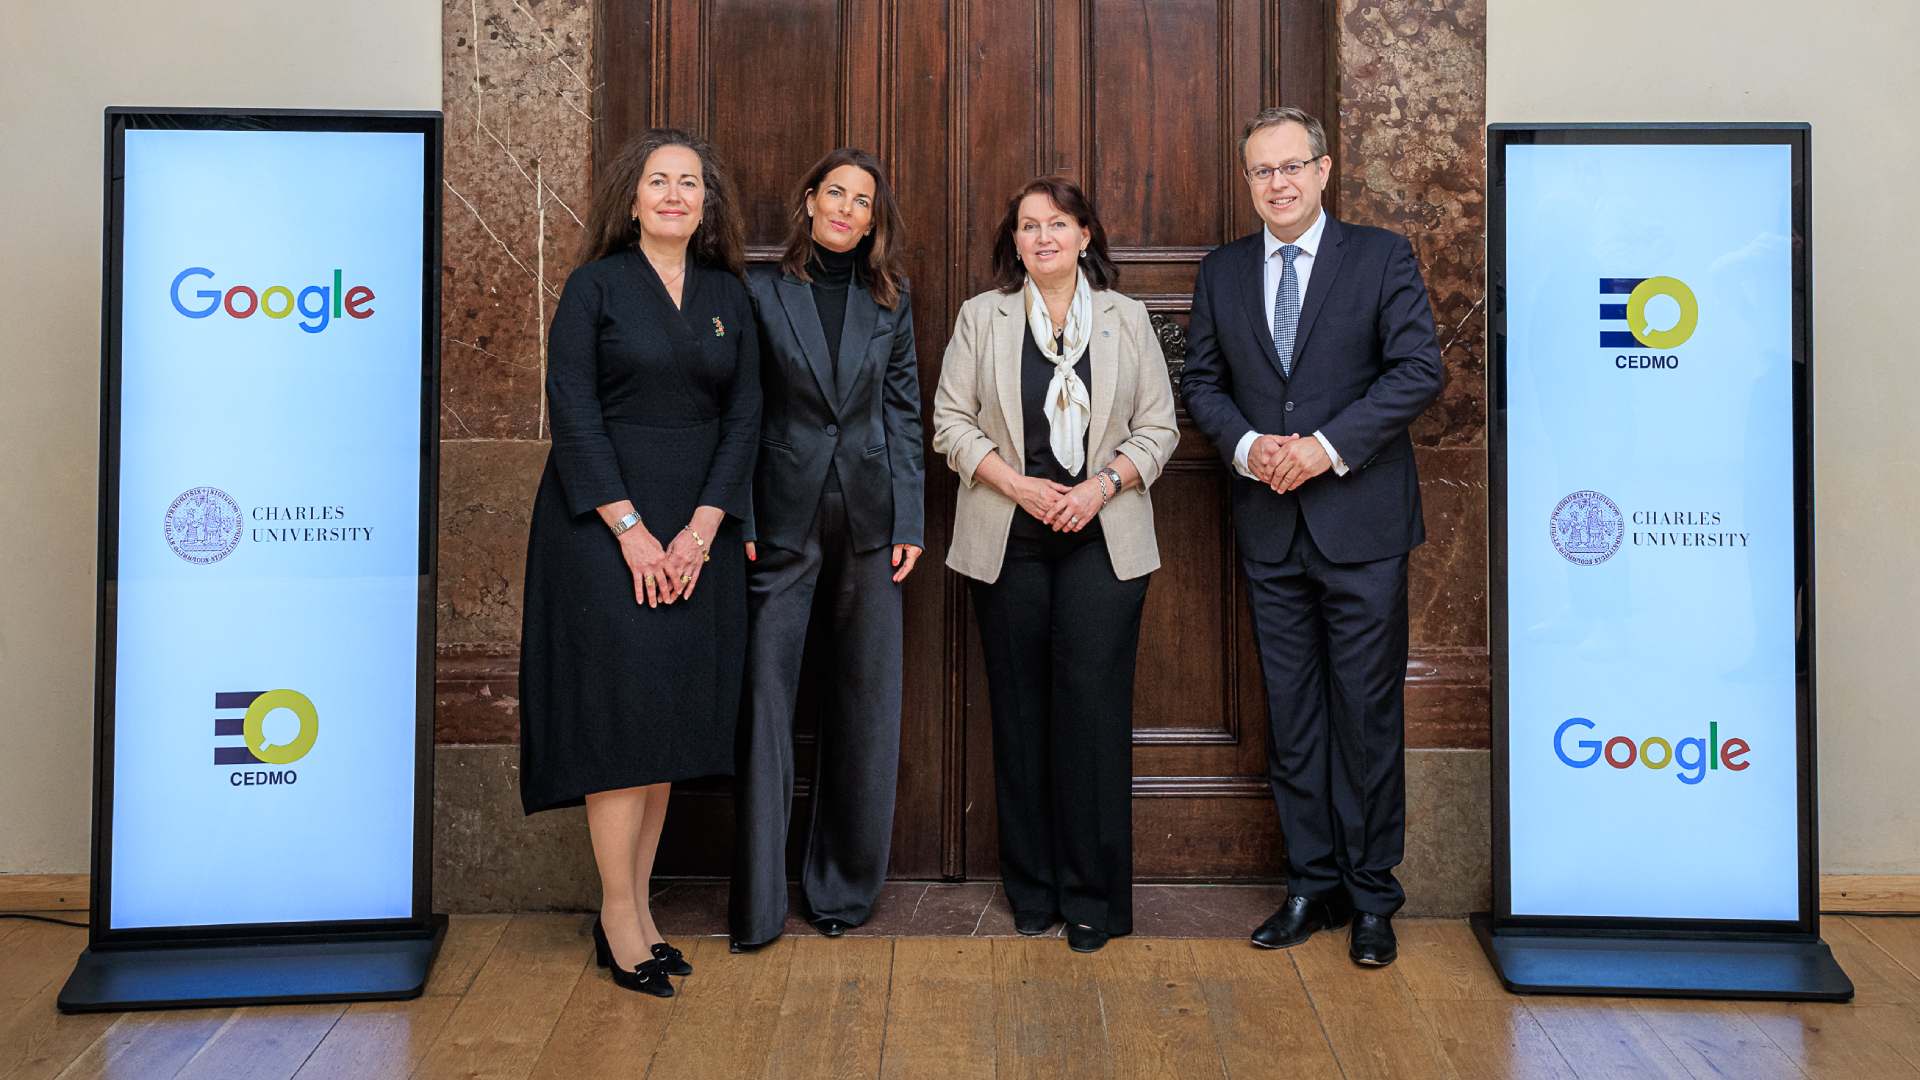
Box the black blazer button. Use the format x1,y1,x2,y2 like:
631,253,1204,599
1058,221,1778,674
825,423,839,437
1284,401,1295,412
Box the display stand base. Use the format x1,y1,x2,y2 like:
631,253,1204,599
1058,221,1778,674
57,915,447,1013
1471,913,1852,1001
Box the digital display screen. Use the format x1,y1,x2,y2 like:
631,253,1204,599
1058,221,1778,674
1501,139,1801,921
106,125,428,929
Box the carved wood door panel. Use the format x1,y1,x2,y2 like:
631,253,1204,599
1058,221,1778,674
598,0,1333,881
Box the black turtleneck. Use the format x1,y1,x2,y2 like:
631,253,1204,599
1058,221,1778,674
808,241,859,364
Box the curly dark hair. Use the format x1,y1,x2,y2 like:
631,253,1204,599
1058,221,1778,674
989,176,1119,294
578,128,746,276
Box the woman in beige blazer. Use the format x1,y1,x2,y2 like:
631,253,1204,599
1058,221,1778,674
931,176,1178,952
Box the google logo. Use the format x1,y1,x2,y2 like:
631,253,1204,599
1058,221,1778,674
1553,717,1750,786
170,267,374,334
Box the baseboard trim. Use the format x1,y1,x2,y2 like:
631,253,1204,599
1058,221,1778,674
1820,874,1920,914
0,874,88,912
7,872,1916,916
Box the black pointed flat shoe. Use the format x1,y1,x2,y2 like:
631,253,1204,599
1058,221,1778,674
1013,911,1056,936
1066,923,1109,953
611,956,675,997
651,940,692,976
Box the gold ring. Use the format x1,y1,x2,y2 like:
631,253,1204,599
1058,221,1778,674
681,574,692,583
644,574,655,584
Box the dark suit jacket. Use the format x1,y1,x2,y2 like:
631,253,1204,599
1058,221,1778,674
1180,215,1444,564
745,265,925,553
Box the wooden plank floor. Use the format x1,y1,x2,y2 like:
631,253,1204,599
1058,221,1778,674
3,916,1919,1079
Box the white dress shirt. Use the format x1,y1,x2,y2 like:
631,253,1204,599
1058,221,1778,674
1231,210,1349,480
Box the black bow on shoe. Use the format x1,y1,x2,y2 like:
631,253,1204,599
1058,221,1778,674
611,957,676,998
651,941,693,976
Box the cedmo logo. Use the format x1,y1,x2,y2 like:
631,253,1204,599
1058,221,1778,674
213,689,319,787
1599,276,1698,351
170,267,375,334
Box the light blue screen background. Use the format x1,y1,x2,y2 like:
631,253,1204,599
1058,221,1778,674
1504,142,1799,921
110,128,424,928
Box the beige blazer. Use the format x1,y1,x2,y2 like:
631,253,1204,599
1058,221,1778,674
932,287,1179,583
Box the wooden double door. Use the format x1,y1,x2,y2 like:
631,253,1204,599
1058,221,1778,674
606,0,1336,882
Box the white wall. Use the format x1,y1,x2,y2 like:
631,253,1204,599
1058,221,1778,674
0,6,440,873
1489,1,1920,872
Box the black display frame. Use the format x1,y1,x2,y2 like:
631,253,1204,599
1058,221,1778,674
86,108,442,951
1479,123,1846,1001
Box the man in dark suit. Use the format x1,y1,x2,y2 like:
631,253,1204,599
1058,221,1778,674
1181,107,1444,967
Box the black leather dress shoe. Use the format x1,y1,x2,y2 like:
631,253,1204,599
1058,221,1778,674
728,935,776,954
1012,911,1056,936
1250,893,1353,950
1066,923,1109,953
811,917,850,938
1348,912,1397,966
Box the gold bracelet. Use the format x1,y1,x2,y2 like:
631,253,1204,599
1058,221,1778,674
680,525,706,548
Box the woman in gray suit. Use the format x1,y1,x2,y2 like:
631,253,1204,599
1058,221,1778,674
731,148,924,951
932,176,1178,952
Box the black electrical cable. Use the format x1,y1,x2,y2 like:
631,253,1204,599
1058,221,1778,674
0,912,87,928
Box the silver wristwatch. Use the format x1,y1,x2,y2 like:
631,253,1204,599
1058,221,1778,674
1098,466,1123,499
609,511,641,536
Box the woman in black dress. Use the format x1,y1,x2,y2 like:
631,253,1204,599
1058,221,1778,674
519,128,759,996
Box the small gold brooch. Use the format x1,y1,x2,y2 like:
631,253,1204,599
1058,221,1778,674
712,317,726,338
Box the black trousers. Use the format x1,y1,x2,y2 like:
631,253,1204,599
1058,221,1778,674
1243,524,1410,915
971,529,1149,934
730,486,902,945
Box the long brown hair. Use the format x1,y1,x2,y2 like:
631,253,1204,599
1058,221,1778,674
578,128,746,276
990,176,1119,294
776,148,908,309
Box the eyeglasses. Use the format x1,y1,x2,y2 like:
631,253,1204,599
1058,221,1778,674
1244,158,1323,184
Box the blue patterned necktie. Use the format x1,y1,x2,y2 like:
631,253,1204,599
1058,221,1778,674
1272,244,1302,378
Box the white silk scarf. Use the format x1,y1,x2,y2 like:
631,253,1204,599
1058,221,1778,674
1023,270,1094,476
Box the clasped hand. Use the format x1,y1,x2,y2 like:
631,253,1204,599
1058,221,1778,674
1010,475,1073,529
1251,433,1330,494
661,527,707,599
618,526,676,608
1040,478,1104,533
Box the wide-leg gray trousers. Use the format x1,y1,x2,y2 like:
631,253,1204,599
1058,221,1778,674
729,486,902,946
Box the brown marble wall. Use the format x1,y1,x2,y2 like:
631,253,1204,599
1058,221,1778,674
1338,0,1490,714
438,0,594,742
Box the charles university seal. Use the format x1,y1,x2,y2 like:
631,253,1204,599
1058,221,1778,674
164,486,243,565
1550,490,1623,566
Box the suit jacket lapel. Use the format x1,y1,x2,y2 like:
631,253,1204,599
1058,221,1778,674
994,292,1025,467
1238,236,1283,380
1291,215,1346,371
834,282,880,410
1087,293,1118,468
776,274,838,411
